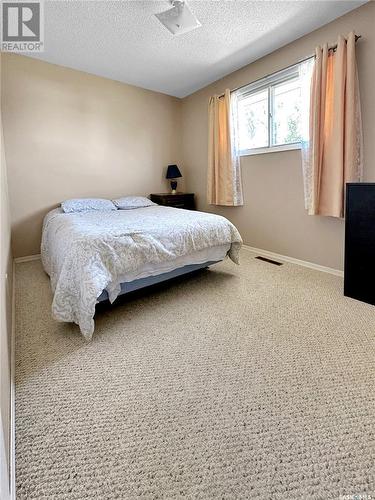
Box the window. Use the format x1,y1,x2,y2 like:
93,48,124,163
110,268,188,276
234,64,304,155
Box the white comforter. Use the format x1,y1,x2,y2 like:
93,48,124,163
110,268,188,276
41,206,242,340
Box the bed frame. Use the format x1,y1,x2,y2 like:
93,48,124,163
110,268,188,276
97,260,220,302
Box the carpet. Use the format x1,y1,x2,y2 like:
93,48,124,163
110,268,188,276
15,250,375,499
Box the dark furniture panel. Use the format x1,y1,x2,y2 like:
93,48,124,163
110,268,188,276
150,193,196,210
344,183,375,305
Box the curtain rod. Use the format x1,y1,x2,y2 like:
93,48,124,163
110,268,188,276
217,34,361,98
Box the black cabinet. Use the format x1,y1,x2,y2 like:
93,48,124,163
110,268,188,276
150,193,196,210
344,183,375,305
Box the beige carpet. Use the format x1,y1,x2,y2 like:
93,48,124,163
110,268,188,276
15,250,375,499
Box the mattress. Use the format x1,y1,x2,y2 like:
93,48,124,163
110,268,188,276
110,243,231,284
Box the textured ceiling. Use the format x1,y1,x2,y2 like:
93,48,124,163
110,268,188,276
28,0,366,97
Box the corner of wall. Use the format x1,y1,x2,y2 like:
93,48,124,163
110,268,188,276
0,50,15,500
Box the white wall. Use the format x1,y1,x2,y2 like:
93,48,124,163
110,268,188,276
0,52,13,500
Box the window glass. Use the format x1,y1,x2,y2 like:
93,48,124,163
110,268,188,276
233,61,314,154
272,78,302,146
238,88,269,151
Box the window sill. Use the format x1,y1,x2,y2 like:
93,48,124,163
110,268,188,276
239,143,301,157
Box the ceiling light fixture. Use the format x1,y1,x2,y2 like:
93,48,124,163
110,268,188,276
155,0,201,36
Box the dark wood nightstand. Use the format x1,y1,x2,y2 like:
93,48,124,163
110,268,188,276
150,193,196,210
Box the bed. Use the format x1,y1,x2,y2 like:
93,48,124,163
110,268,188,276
41,204,242,340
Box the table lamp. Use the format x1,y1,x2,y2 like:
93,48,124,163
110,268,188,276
166,165,182,194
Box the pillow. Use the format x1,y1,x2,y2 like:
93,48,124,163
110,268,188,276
61,198,117,213
112,196,156,210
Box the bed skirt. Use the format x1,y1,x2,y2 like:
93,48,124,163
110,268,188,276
97,260,220,302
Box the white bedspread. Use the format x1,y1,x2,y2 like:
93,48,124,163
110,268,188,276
41,206,242,340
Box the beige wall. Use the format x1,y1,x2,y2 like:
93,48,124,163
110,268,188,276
0,52,13,500
2,54,183,257
2,2,375,268
181,1,375,271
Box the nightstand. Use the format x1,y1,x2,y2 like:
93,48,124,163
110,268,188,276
150,193,196,210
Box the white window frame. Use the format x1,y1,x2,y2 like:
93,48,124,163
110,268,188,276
235,64,302,156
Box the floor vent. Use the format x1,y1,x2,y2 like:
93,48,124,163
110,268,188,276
255,256,283,266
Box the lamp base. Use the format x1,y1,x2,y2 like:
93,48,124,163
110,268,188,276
170,180,178,194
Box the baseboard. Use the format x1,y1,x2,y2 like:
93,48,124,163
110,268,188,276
242,245,344,277
14,249,343,277
14,254,40,264
10,263,16,500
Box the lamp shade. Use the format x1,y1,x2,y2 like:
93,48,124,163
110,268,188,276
166,164,182,179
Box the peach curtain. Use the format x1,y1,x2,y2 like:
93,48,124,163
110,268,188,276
207,90,243,206
303,32,363,217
